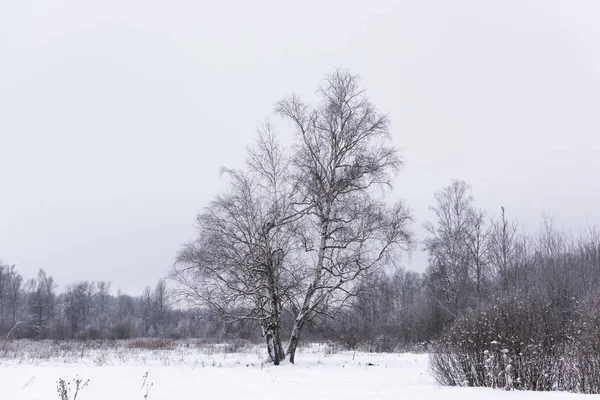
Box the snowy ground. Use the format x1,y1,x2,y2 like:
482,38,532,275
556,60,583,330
0,342,589,399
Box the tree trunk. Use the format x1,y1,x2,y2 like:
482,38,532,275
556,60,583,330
263,239,285,365
265,321,285,365
285,272,319,362
285,212,330,363
286,320,303,364
476,260,481,299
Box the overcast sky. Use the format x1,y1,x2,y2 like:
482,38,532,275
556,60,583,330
1,0,599,295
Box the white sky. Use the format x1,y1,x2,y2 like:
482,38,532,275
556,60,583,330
1,0,599,295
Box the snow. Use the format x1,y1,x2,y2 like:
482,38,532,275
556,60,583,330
0,344,588,399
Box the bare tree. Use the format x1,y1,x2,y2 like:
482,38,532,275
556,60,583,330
423,180,474,318
27,269,56,338
487,207,522,293
141,286,153,335
276,69,413,362
94,281,112,329
153,279,170,312
6,266,23,330
173,125,298,364
465,207,489,299
152,279,171,334
174,70,412,364
577,226,600,294
63,281,95,337
0,262,17,334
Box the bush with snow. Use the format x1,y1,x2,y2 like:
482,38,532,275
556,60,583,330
429,291,600,394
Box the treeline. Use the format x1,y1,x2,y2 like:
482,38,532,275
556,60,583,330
0,267,258,340
0,261,429,347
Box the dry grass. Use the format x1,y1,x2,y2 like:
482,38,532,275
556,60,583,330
0,338,264,366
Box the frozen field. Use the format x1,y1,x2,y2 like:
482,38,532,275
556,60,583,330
0,341,589,399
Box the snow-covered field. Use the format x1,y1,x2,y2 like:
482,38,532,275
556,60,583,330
0,342,588,399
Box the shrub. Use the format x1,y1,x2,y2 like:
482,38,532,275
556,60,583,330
429,291,600,393
56,378,90,400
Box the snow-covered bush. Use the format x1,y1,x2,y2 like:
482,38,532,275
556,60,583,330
429,291,600,393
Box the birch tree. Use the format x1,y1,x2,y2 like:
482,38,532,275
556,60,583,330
276,69,413,362
174,70,412,364
173,126,298,364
